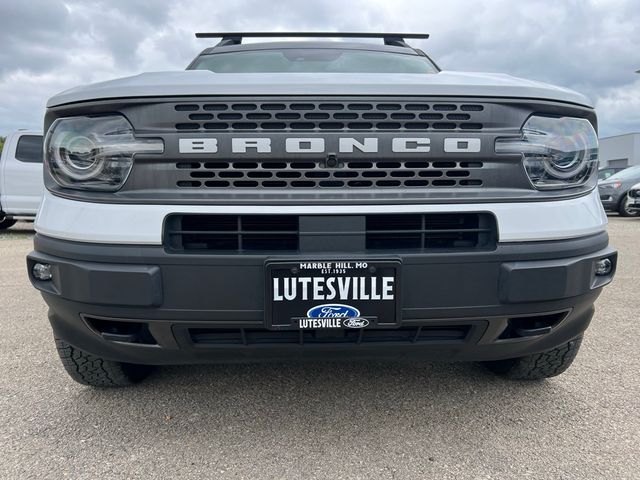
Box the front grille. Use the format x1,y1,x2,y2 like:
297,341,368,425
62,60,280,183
164,213,497,253
173,101,485,132
188,325,471,346
176,159,484,189
111,96,544,201
52,96,593,204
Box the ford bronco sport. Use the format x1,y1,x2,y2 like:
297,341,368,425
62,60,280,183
28,32,617,387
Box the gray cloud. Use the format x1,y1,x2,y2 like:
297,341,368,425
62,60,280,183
0,1,73,75
0,0,638,137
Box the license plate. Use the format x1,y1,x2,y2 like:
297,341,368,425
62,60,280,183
266,260,401,330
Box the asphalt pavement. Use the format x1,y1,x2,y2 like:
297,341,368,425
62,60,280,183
0,218,638,479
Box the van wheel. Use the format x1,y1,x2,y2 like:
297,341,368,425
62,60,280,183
482,336,583,380
618,195,638,217
55,338,153,387
0,218,17,230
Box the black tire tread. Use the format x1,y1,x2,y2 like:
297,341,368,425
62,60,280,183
0,218,17,230
55,338,151,387
484,336,583,380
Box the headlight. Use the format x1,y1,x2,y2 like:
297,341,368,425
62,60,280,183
45,115,163,191
495,115,598,190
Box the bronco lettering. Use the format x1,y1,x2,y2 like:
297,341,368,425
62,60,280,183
177,136,481,154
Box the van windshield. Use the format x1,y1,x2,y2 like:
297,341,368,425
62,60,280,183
190,48,437,74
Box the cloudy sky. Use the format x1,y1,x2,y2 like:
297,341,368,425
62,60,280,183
1,0,639,137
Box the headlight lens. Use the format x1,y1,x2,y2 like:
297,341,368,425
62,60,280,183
495,115,598,190
45,115,163,191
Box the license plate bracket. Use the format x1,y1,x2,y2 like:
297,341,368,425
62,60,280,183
265,259,401,330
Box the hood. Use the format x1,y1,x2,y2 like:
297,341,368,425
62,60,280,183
47,70,592,108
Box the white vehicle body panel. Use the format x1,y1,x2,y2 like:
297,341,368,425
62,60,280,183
0,131,44,217
36,189,607,245
47,70,592,108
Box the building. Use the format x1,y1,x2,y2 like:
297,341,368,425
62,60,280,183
598,133,640,169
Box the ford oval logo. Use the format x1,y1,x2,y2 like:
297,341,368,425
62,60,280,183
343,318,370,329
307,304,361,319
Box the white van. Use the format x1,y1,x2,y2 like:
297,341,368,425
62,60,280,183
0,130,44,229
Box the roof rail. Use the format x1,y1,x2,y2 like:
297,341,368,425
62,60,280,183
194,32,429,48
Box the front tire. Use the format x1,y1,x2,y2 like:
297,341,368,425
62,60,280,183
0,217,17,230
482,336,583,380
618,195,639,217
55,338,153,387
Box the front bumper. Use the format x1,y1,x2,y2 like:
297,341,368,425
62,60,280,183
628,194,640,212
28,232,616,365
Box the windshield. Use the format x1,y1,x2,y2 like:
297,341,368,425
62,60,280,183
190,48,437,74
606,166,640,181
598,168,619,180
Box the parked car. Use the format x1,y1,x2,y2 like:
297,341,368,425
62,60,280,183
0,130,44,229
598,165,640,216
628,182,640,214
598,166,625,181
28,32,616,387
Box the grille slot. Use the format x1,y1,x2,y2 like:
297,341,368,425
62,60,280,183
188,325,471,346
366,213,496,250
164,213,497,253
172,101,486,131
164,215,299,252
176,160,484,189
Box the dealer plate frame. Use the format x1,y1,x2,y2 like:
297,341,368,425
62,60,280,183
264,258,402,331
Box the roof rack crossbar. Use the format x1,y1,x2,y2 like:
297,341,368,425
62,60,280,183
195,32,429,47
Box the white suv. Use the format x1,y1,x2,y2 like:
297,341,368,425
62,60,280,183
628,182,640,213
27,33,617,387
